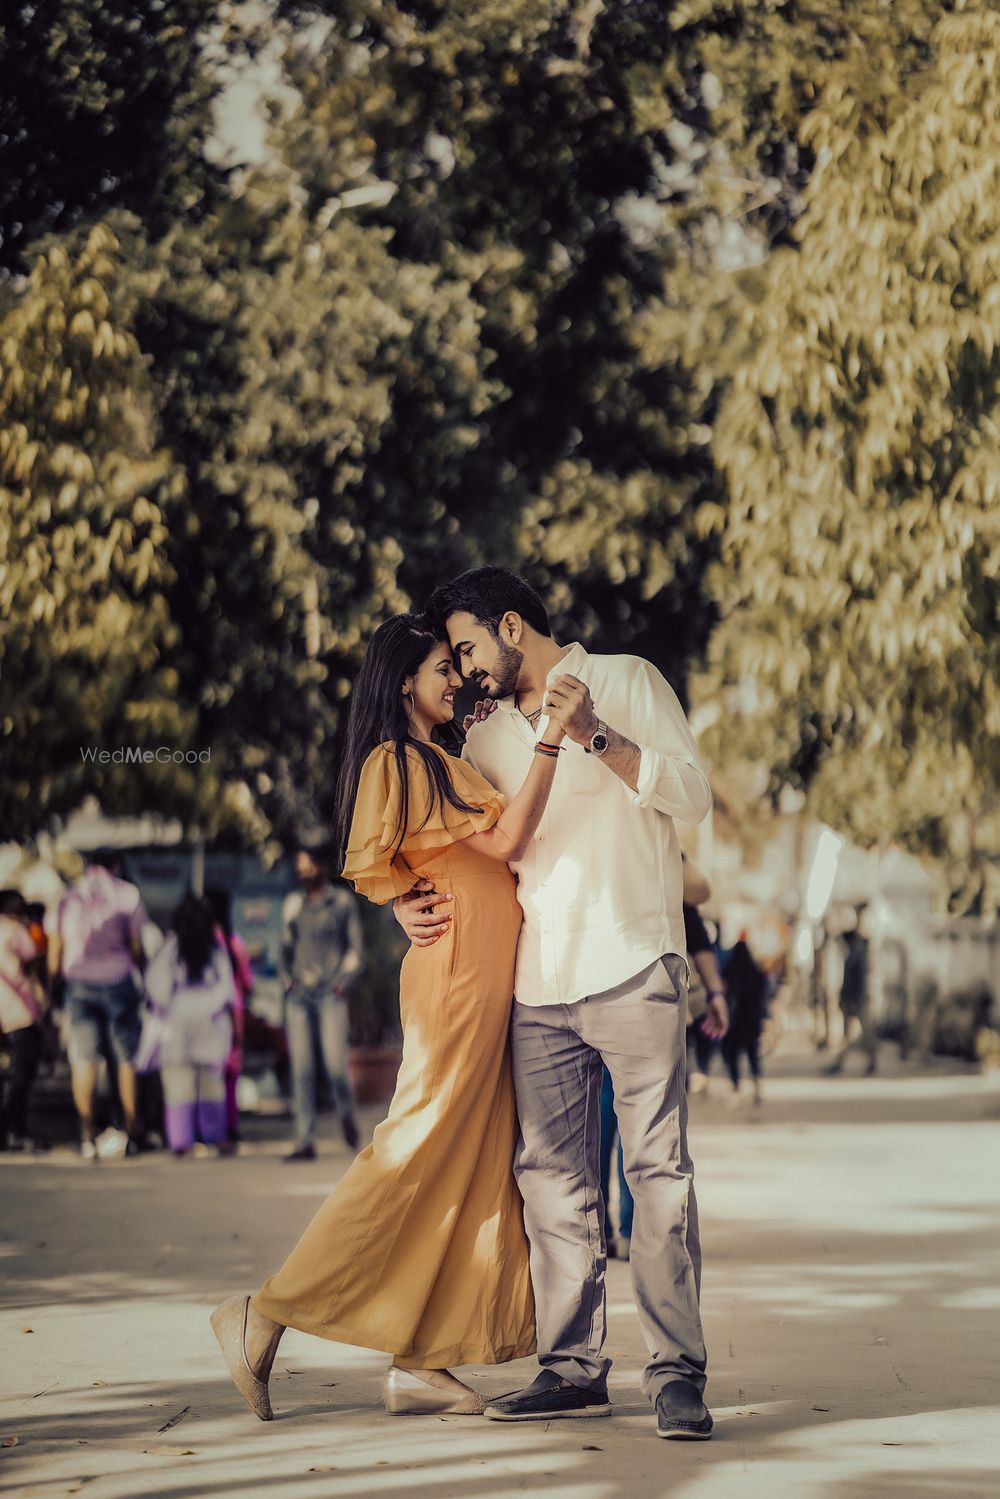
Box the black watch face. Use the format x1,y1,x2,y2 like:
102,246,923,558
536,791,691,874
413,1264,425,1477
592,731,609,754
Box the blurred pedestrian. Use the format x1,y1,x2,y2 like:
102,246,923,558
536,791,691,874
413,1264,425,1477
144,894,235,1156
825,907,876,1076
206,888,254,1149
0,889,49,1151
684,900,729,1096
720,935,768,1104
45,850,148,1158
281,833,364,1161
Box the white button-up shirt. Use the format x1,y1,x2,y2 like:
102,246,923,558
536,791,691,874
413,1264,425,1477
462,643,712,1006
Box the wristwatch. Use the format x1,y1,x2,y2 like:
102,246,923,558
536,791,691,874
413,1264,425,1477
585,719,610,756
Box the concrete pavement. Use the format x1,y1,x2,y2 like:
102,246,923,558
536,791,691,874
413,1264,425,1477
2,1049,999,1499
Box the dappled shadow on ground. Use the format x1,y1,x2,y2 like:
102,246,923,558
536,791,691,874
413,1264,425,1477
3,1060,998,1499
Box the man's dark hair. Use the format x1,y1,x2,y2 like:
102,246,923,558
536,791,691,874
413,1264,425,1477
296,826,335,869
0,888,26,918
424,567,551,641
86,848,122,873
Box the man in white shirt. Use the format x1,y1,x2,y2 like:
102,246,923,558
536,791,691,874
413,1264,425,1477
396,567,719,1439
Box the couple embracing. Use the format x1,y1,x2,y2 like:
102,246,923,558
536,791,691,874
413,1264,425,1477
212,567,717,1442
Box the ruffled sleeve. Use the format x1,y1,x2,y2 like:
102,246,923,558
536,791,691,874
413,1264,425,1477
341,743,506,904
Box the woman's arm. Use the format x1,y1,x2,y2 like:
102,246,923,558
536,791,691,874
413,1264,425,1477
462,723,565,863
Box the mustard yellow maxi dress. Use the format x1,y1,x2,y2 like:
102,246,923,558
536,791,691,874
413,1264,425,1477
253,741,535,1368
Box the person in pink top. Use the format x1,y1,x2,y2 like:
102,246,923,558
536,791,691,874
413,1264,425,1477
46,850,148,1159
0,889,48,1152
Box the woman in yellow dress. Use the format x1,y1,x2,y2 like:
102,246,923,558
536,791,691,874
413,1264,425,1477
211,614,566,1417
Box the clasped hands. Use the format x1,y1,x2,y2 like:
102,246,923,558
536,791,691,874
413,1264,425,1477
463,674,599,744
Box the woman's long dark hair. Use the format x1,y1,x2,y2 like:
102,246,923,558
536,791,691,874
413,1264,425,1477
335,614,481,865
173,893,217,985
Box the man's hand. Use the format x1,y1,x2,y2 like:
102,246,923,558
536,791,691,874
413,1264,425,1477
392,877,453,947
543,675,599,746
700,993,729,1040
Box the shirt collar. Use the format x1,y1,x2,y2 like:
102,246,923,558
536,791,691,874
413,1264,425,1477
546,641,587,683
495,642,588,712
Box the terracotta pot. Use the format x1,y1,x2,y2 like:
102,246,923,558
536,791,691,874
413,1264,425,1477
347,1045,403,1105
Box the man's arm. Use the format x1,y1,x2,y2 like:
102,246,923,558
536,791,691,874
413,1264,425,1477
125,892,149,975
543,664,712,824
47,932,63,985
685,900,729,1039
682,856,711,907
335,894,365,992
280,892,299,989
692,947,729,1040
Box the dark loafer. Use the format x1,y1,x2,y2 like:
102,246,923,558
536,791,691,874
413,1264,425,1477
485,1370,611,1421
656,1380,713,1440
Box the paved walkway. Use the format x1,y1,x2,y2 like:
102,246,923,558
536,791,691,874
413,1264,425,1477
2,1050,998,1499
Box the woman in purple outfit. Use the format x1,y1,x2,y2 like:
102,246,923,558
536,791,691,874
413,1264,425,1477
144,895,235,1155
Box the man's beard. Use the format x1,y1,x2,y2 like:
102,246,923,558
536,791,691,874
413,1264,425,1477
485,638,523,699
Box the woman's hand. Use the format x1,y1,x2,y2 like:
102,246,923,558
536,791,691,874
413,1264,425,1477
537,716,567,746
462,699,498,732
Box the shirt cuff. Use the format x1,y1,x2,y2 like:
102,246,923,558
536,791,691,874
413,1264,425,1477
626,746,712,821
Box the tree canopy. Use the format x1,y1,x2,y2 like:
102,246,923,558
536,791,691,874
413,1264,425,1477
700,2,1000,909
1,0,996,907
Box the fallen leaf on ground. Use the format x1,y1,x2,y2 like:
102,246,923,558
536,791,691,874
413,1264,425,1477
2,1436,19,1448
148,1446,196,1456
157,1406,191,1433
91,1381,108,1388
812,1405,830,1412
307,1467,337,1473
21,1328,33,1334
582,1444,603,1450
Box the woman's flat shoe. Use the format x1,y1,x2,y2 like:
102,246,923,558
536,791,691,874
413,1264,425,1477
383,1366,485,1416
210,1294,274,1420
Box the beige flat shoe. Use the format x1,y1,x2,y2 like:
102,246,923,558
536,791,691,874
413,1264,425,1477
383,1366,485,1416
210,1294,274,1421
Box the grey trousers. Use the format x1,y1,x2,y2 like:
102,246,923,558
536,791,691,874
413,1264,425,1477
511,954,707,1403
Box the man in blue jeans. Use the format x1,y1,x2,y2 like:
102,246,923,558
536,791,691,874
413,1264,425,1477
282,835,364,1161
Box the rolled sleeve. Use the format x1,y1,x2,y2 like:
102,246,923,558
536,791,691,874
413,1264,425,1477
619,661,713,824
